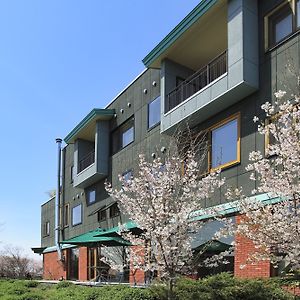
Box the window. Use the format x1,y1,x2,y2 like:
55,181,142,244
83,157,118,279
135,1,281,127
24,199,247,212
64,204,70,227
87,187,96,205
122,126,134,147
43,221,50,236
210,114,240,170
148,96,161,129
122,170,133,183
72,204,82,226
266,1,300,49
110,203,120,218
112,118,134,154
98,209,106,222
70,166,74,182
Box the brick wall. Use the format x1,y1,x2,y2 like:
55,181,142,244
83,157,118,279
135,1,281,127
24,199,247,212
234,215,270,278
130,245,145,285
43,250,67,280
79,247,88,281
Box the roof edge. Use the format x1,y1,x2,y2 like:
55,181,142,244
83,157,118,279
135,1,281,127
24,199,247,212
142,0,217,67
64,108,115,144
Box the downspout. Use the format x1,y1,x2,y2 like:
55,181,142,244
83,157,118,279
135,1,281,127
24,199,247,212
55,138,63,261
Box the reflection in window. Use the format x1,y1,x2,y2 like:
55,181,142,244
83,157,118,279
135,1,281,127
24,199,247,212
72,204,82,226
110,203,120,218
148,96,161,129
87,188,96,205
123,170,133,183
122,127,134,147
211,117,239,169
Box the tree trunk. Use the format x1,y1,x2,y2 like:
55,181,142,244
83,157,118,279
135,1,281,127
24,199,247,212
168,277,175,300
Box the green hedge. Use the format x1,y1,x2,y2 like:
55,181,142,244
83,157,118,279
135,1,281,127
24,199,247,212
151,273,296,300
0,273,298,300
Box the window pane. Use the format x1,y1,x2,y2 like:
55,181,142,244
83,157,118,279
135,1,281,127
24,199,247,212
72,204,82,225
87,189,96,205
275,13,292,43
211,119,238,169
122,127,134,147
148,96,161,128
123,170,132,182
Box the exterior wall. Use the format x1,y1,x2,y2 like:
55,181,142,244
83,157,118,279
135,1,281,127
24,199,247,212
43,250,67,280
79,247,88,281
129,246,145,285
40,0,300,281
234,215,270,278
41,197,55,248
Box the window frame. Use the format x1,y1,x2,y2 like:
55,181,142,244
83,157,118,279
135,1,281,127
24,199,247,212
98,209,107,222
86,187,96,206
43,221,50,237
111,117,135,154
265,0,299,50
109,203,120,218
208,113,241,171
64,204,70,227
72,204,83,226
147,96,161,130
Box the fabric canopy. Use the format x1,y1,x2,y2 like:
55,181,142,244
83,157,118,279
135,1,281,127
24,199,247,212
60,221,139,247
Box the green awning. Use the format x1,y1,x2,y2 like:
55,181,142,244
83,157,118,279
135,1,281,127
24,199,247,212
31,247,46,254
94,220,141,237
61,228,131,247
194,240,231,253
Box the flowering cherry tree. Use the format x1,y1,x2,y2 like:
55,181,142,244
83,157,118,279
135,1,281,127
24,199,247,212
225,90,300,270
106,131,224,297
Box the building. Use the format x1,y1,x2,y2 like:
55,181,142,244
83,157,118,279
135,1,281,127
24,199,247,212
33,0,300,282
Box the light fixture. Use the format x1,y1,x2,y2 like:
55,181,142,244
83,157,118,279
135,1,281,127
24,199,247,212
143,89,147,94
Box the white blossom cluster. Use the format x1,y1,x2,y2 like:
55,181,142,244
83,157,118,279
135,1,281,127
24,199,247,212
106,150,224,280
225,90,300,269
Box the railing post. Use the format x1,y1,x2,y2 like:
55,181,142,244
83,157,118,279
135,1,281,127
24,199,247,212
207,64,210,85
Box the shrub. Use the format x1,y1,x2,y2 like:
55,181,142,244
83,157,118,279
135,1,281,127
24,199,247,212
24,280,39,288
56,280,74,289
152,273,294,300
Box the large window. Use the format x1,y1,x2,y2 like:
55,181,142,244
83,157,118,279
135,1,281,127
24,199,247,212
112,118,134,154
148,96,161,129
72,204,82,226
210,114,240,170
266,1,300,49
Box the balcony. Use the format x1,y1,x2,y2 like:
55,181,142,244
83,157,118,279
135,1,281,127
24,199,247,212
64,108,115,188
78,150,95,173
165,51,227,113
143,0,259,133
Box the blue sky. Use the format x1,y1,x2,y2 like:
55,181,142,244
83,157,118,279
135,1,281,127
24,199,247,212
0,0,200,257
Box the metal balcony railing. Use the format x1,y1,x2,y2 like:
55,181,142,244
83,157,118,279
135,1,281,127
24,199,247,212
165,50,227,113
78,150,95,173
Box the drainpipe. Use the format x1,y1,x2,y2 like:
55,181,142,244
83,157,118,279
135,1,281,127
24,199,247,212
55,138,63,261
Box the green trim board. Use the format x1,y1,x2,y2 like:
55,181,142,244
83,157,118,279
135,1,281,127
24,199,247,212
190,193,283,222
142,0,217,67
64,108,115,144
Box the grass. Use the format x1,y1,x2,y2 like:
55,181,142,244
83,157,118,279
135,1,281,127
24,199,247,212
0,279,155,300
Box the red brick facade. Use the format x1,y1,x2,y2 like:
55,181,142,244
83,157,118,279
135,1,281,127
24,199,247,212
129,245,145,285
43,249,67,280
78,247,88,281
234,215,270,278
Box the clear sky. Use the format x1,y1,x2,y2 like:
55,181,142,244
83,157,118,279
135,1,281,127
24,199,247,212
0,0,200,258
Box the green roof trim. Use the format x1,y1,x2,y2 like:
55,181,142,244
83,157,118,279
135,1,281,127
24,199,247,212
190,193,283,222
94,220,139,237
194,240,231,253
142,0,217,67
64,108,115,144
